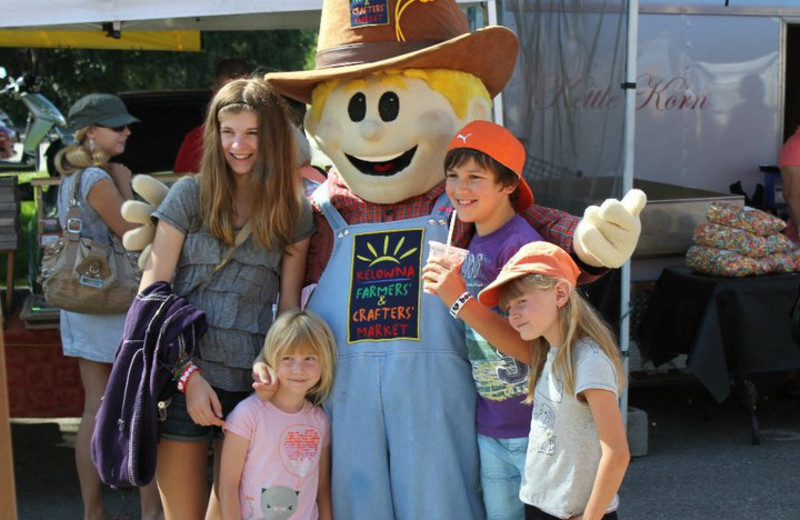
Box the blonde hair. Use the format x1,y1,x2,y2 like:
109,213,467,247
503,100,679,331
262,309,337,406
54,127,111,176
200,78,303,250
499,274,626,401
309,68,491,122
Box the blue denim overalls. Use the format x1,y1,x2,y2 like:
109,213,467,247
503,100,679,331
308,189,484,520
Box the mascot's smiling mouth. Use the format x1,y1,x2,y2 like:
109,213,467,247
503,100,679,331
345,147,417,176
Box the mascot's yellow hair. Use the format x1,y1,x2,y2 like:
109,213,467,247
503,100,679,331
310,69,491,122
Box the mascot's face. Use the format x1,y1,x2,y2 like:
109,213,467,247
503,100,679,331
306,73,488,204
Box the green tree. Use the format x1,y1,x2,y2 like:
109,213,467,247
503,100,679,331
0,30,317,127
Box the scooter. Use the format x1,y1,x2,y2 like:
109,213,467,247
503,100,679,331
0,66,73,175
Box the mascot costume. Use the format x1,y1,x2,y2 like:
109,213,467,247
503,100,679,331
123,1,646,518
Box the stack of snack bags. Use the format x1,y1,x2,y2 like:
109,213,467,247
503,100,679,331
686,201,799,277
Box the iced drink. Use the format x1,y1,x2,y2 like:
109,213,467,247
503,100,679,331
427,240,469,268
424,240,469,294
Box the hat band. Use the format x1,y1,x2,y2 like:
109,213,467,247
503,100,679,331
315,39,447,69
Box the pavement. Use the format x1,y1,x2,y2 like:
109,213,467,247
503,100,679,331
10,376,800,519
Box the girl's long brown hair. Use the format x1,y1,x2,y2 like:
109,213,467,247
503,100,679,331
500,274,626,401
199,78,302,250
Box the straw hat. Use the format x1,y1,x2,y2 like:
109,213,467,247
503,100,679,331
265,0,519,104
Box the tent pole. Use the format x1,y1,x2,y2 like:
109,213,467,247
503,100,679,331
620,0,639,424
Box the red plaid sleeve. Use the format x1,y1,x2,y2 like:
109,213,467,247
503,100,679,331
520,205,607,285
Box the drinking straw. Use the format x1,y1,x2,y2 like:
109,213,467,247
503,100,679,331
445,210,457,251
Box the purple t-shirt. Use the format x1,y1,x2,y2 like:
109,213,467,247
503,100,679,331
460,215,543,438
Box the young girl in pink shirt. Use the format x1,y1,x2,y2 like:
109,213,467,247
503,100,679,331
219,309,337,520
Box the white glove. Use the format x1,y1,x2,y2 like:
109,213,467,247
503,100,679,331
121,175,170,270
573,189,647,268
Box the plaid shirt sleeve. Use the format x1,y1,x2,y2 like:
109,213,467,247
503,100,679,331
520,204,607,285
306,201,332,285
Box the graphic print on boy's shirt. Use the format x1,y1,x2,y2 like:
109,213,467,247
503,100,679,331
462,248,530,401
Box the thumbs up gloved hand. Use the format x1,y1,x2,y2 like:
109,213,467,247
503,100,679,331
573,189,647,268
121,175,170,270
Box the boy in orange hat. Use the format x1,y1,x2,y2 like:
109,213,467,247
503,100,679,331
423,120,542,519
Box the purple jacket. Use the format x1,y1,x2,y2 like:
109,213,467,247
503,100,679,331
91,281,207,488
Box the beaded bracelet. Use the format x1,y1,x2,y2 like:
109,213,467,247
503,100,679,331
177,363,201,394
172,358,193,381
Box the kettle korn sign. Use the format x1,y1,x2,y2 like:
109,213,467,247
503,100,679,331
349,229,422,343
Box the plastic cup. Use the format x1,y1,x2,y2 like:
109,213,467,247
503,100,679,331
427,240,469,269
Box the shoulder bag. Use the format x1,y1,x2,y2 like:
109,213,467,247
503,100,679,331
38,169,141,314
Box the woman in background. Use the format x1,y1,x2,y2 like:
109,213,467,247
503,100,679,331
55,93,162,520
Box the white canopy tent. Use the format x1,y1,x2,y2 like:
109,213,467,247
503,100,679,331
0,0,323,31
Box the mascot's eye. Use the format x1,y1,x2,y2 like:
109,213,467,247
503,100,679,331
348,93,367,122
379,92,400,122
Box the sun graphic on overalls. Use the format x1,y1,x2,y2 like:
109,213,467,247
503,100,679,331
357,235,418,266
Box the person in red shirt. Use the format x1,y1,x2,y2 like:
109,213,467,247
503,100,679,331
172,58,250,174
779,126,800,242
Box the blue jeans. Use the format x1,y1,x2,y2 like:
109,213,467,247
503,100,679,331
478,433,529,520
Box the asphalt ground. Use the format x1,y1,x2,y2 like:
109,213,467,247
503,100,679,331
10,376,800,519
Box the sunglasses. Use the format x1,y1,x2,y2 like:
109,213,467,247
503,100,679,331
98,125,129,133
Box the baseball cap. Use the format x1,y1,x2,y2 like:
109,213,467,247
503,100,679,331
478,241,580,307
68,93,140,130
447,120,533,210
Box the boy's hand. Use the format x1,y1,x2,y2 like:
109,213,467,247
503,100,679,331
573,189,647,268
421,258,467,306
252,361,279,402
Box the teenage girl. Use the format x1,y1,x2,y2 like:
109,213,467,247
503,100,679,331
140,78,313,520
219,309,336,520
477,241,630,520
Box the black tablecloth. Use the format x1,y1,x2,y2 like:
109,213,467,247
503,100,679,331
640,266,800,402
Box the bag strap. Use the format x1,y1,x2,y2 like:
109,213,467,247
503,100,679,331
213,221,252,274
193,221,252,292
64,169,85,242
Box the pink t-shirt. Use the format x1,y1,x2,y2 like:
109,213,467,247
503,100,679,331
779,127,800,167
778,127,800,241
225,395,330,520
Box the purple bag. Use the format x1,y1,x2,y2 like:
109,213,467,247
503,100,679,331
91,281,207,488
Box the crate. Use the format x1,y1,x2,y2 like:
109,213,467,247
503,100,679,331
19,293,59,330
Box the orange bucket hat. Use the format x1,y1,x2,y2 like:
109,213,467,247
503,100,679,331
447,120,534,211
478,242,581,307
265,0,519,104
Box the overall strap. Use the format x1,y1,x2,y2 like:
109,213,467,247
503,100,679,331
430,192,454,219
312,184,348,232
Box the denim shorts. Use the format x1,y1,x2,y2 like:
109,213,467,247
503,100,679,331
160,387,251,442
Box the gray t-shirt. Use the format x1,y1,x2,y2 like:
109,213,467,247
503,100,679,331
520,338,620,519
152,176,314,391
57,167,114,243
